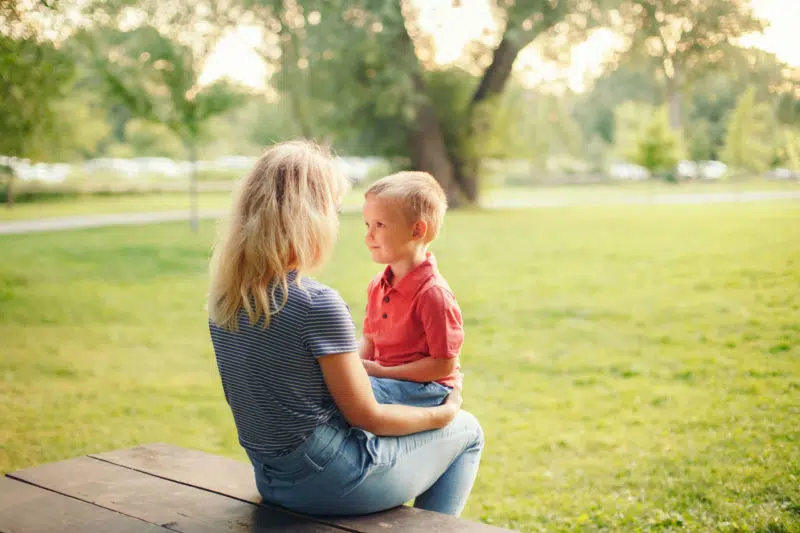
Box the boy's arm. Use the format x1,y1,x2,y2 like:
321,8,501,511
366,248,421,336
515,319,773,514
370,356,457,382
367,285,464,383
358,336,375,361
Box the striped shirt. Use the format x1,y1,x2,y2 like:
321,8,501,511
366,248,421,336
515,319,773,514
209,272,358,457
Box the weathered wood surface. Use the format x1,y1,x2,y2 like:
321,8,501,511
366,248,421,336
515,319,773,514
93,443,514,533
0,476,169,533
3,444,515,533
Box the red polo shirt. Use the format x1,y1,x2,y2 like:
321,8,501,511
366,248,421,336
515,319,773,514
362,253,463,388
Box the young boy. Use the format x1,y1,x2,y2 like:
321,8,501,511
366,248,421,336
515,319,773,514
359,171,463,408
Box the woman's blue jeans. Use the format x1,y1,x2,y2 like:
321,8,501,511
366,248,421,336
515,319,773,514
246,411,484,517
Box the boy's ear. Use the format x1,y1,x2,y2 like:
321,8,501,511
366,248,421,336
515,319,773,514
411,220,428,240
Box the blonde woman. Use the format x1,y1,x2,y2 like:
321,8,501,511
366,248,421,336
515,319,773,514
208,140,484,517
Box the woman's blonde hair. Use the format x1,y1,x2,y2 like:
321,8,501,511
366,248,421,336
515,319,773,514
208,140,349,330
365,171,447,244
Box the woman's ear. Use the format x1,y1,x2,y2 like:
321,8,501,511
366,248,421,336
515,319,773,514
411,220,428,240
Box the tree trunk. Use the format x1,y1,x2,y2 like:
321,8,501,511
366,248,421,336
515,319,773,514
188,140,198,232
404,12,528,206
407,74,463,208
665,67,682,131
471,37,524,104
451,35,528,203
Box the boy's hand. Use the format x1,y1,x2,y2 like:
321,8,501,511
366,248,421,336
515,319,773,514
361,359,385,378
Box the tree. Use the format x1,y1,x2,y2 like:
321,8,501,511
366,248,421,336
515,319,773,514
575,61,662,145
78,24,244,230
613,0,764,131
629,106,681,176
613,100,654,160
242,0,616,206
721,87,774,175
686,47,788,160
0,4,75,207
774,127,800,171
123,119,185,159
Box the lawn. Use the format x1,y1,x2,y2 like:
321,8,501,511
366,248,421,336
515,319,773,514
1,202,798,532
1,178,797,222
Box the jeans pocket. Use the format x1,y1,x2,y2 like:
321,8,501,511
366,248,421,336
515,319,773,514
261,460,313,481
301,451,327,473
351,427,396,469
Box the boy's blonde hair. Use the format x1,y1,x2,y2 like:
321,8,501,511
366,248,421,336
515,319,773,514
208,140,349,330
365,171,447,244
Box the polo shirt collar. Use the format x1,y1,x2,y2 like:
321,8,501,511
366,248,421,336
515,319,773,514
380,252,437,295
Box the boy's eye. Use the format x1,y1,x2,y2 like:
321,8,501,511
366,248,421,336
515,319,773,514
376,222,384,228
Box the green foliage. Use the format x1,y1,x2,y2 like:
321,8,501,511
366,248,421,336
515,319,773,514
576,64,662,145
2,202,800,531
78,25,246,158
613,101,654,160
617,0,766,77
246,97,305,147
424,68,480,160
774,127,800,170
613,102,681,175
630,107,681,175
776,88,800,127
583,46,789,164
722,87,775,174
0,34,75,161
586,135,612,173
124,119,184,159
51,96,112,161
615,0,766,129
686,48,788,160
686,118,713,161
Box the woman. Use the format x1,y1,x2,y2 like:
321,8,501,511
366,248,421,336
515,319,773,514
208,140,483,516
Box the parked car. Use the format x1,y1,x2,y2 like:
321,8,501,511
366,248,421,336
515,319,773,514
609,162,649,180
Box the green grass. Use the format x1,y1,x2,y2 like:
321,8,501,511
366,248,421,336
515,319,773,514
2,179,797,222
482,179,800,205
1,202,798,532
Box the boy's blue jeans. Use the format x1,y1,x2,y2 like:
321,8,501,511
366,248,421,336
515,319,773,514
369,376,451,407
247,409,483,517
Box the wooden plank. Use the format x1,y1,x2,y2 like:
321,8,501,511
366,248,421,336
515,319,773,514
98,445,383,532
326,507,516,533
7,457,343,533
0,476,168,533
92,443,515,533
90,443,261,504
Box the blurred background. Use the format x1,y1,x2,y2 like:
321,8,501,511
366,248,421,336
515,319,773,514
1,0,798,211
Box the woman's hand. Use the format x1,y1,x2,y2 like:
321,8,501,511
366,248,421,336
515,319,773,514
361,359,385,378
438,383,462,426
319,350,462,436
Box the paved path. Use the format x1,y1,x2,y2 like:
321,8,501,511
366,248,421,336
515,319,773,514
1,190,798,235
0,210,226,235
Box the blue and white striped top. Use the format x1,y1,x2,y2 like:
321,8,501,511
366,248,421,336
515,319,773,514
209,271,358,457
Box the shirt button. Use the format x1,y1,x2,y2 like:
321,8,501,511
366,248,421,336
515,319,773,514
382,313,388,319
383,296,390,303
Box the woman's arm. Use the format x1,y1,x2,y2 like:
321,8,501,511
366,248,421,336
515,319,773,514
319,350,460,436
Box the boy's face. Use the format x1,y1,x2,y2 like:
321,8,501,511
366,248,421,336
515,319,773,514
362,195,421,265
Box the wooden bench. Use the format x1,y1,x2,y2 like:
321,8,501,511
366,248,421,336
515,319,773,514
2,443,514,532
